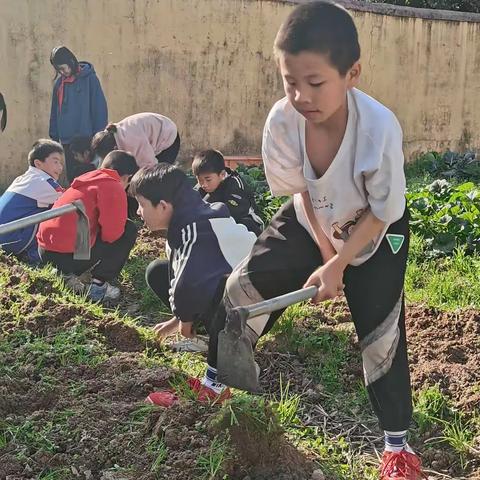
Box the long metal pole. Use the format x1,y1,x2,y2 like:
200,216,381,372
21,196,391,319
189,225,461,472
0,203,78,236
245,285,318,318
0,201,91,260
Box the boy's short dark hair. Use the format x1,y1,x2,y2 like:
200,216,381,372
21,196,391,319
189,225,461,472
28,139,64,166
70,136,92,155
192,150,225,176
274,1,360,76
101,150,139,177
129,163,189,207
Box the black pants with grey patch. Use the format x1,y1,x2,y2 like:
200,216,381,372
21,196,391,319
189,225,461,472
208,199,412,431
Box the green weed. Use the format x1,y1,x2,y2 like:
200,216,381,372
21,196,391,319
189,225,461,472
413,385,449,433
270,302,314,338
38,468,71,480
121,253,169,314
435,413,477,468
197,435,230,480
272,375,301,427
147,437,168,472
406,237,480,309
15,324,107,370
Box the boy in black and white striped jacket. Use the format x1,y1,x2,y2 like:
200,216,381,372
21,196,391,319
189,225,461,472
129,163,256,405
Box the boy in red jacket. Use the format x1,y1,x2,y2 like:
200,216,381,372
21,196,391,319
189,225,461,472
37,151,138,302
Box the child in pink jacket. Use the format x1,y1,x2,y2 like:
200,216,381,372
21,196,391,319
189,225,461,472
91,112,180,168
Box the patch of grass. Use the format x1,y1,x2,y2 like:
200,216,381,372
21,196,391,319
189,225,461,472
300,329,351,396
413,386,479,467
15,323,108,370
169,351,206,379
0,409,75,455
270,302,315,338
121,252,169,314
296,427,378,480
219,393,279,434
127,404,158,428
38,468,71,480
137,345,168,368
196,435,230,480
435,413,477,468
406,234,480,309
272,375,302,427
147,436,168,472
413,385,449,434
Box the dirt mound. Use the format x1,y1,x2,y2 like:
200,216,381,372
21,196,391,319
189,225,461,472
211,396,314,480
406,305,480,409
98,320,145,352
136,227,166,257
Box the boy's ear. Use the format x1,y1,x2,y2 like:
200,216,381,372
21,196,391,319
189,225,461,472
33,159,43,169
348,61,361,86
220,170,227,179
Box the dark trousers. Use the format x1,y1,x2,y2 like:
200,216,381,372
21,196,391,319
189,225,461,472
145,257,227,331
208,200,412,431
39,220,137,282
145,259,171,309
155,133,180,165
61,143,83,186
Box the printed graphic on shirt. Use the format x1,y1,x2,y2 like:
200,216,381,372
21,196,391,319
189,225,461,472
386,234,405,254
311,195,333,211
331,208,375,256
332,209,364,241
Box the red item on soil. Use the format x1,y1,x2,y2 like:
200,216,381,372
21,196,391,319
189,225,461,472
380,450,426,480
146,389,178,408
145,377,232,407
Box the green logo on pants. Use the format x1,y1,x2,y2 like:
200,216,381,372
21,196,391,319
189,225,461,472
386,234,405,254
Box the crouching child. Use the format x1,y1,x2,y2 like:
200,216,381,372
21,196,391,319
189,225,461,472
37,151,138,302
0,139,64,265
129,163,256,404
193,150,264,236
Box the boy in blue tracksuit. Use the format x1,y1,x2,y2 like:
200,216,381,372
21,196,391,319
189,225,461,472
49,46,108,184
129,163,256,405
0,139,64,264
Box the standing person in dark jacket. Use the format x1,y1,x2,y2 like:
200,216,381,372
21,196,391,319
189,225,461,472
49,46,108,184
192,150,264,235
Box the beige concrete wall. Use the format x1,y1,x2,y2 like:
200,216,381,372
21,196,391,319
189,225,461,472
0,0,479,186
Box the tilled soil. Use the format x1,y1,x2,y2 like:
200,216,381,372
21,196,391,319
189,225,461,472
407,306,480,410
0,254,479,479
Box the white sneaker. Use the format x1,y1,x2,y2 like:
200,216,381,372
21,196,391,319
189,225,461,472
170,335,209,353
103,282,121,300
88,281,121,302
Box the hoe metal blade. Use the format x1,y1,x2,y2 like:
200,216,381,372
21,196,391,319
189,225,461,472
217,286,318,393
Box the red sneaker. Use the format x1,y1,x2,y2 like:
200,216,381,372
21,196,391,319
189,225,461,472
380,450,426,480
145,378,232,407
186,377,232,404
